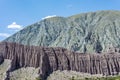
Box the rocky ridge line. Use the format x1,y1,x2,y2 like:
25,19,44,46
4,10,120,53
0,42,120,80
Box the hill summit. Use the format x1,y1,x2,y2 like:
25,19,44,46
4,10,120,53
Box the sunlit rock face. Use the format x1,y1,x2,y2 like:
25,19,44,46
0,59,40,80
0,42,120,80
47,70,103,80
9,67,40,80
0,59,11,80
4,10,120,53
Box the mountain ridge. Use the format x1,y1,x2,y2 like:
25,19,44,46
4,10,120,53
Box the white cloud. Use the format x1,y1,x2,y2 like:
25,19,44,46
0,33,10,37
7,22,23,30
42,15,57,20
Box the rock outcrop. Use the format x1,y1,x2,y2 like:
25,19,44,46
9,67,40,80
0,59,11,80
47,70,103,80
4,10,120,53
0,42,120,80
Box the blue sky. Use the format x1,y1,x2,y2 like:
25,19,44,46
0,0,120,41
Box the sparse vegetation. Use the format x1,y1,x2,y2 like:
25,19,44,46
69,76,120,80
70,76,75,80
35,77,42,80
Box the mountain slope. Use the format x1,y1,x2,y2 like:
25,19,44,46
4,10,120,53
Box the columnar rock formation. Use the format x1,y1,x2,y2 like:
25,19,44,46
0,42,120,80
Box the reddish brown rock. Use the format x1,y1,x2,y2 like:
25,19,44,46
0,42,120,80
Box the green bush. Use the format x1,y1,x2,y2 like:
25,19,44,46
35,77,42,80
70,76,75,80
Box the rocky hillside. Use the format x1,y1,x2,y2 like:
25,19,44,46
4,10,120,53
0,42,120,80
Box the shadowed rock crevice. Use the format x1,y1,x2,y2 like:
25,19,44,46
0,54,4,64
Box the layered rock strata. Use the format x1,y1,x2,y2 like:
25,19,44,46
0,42,120,80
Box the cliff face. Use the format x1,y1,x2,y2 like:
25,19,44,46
0,42,120,80
4,10,120,53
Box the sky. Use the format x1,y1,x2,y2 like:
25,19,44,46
0,0,120,41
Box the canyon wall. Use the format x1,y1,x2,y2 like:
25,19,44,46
0,42,120,80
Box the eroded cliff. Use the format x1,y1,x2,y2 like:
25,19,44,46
0,42,120,80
